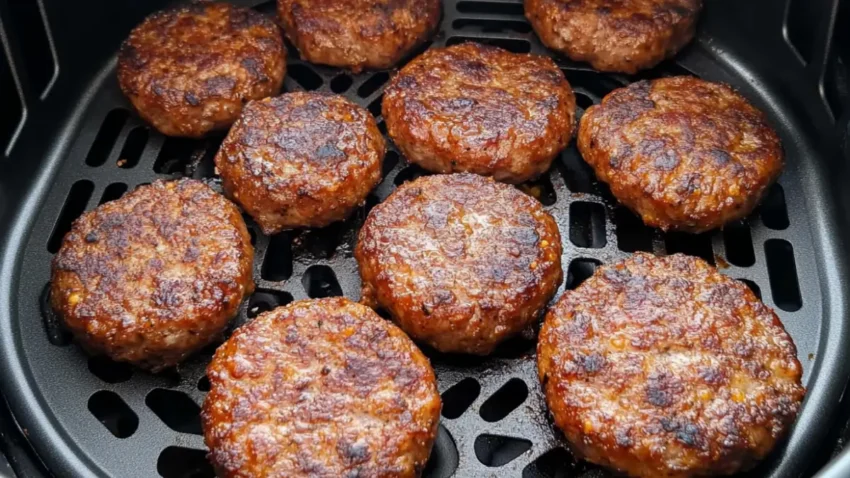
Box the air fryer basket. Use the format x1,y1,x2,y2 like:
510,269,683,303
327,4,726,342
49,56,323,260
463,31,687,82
0,0,849,477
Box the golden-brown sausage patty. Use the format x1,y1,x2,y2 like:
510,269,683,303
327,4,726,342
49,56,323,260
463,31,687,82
538,253,805,478
215,92,386,235
118,2,285,138
356,173,563,354
50,180,254,371
202,297,441,477
578,76,783,233
277,0,440,72
382,43,576,184
525,0,701,74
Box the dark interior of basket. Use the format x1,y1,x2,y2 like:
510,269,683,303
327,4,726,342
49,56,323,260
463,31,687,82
2,0,850,477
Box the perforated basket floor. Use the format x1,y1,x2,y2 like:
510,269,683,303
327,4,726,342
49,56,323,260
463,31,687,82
7,1,831,477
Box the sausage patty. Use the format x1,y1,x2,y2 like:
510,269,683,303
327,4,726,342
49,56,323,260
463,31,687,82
277,0,440,72
215,92,385,235
356,173,563,354
202,297,441,477
50,180,254,371
525,0,701,74
578,76,783,233
382,43,576,184
118,2,285,138
538,253,805,478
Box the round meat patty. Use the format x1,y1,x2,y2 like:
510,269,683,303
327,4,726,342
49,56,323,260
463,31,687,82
277,0,440,72
382,42,576,184
202,297,441,477
215,92,385,235
525,0,702,74
538,253,805,478
356,173,563,354
578,76,783,233
50,180,254,371
118,2,286,138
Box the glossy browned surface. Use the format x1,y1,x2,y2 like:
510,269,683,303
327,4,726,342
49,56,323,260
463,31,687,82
118,2,285,138
215,92,385,235
382,43,576,184
538,253,805,478
50,180,254,371
202,298,441,477
356,173,563,354
578,77,784,233
277,0,440,72
525,0,701,73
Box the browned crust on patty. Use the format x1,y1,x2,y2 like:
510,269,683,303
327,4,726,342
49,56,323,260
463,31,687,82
525,0,701,73
538,253,805,478
382,43,576,184
118,2,286,138
202,297,441,477
215,92,386,235
578,76,784,233
50,180,255,371
355,173,563,354
277,0,440,72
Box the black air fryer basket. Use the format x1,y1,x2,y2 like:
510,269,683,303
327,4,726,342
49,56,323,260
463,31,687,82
0,0,849,477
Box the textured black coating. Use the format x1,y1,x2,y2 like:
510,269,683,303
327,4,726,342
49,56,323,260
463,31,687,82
0,0,849,477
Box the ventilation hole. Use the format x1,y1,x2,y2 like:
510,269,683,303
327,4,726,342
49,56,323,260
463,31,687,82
146,389,202,435
157,447,215,478
47,180,94,253
378,120,388,135
475,434,532,467
261,233,293,281
565,258,601,290
565,70,625,99
198,375,211,392
441,378,481,419
765,239,802,312
383,150,400,178
99,183,128,205
288,64,322,91
570,202,607,248
88,391,138,438
739,279,762,300
0,49,24,153
40,283,71,346
480,378,529,422
85,109,129,167
358,72,390,98
154,137,202,174
394,164,431,185
452,18,532,34
492,330,537,359
665,231,715,266
456,1,524,15
247,290,293,318
760,183,789,230
785,0,819,63
302,265,343,298
614,207,653,253
575,92,594,110
518,175,556,206
522,447,580,478
292,223,345,259
330,74,353,93
116,127,148,168
423,425,459,478
6,1,56,97
248,225,257,246
722,220,755,267
368,95,383,118
446,37,531,54
559,148,597,194
88,356,133,384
